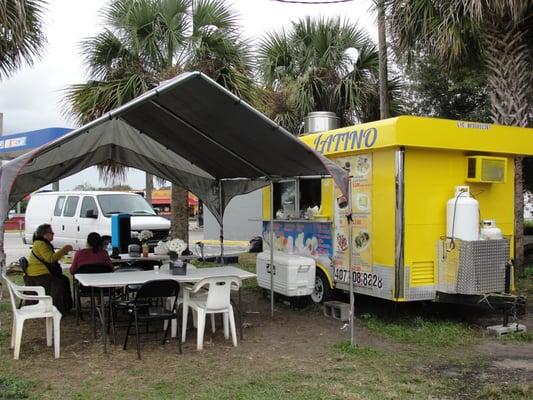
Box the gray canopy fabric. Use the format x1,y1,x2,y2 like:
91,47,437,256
0,71,348,228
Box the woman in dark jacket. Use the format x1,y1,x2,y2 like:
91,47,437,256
26,224,73,314
70,232,113,275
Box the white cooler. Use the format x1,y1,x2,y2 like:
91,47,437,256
256,252,316,297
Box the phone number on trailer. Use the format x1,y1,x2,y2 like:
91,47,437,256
334,269,383,289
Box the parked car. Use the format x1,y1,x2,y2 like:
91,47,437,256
24,191,170,249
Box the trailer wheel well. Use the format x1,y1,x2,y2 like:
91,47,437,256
316,263,334,289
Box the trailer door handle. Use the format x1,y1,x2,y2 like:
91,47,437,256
62,225,65,231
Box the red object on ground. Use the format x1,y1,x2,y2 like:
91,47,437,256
4,216,24,230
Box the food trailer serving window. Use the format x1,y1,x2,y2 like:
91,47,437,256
273,178,322,219
273,180,296,219
300,178,321,212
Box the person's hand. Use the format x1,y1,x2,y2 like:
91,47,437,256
62,245,73,253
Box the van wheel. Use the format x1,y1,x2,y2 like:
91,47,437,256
311,270,331,304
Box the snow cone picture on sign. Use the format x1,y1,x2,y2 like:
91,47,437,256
354,155,370,177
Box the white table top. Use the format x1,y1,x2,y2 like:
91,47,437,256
74,266,256,288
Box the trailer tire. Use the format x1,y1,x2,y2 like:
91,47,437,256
311,270,331,304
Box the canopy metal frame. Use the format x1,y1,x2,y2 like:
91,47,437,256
0,71,350,335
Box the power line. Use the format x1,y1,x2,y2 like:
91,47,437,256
271,0,354,4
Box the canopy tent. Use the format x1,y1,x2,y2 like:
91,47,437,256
0,71,349,272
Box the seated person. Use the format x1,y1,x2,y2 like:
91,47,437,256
70,232,113,275
27,224,73,314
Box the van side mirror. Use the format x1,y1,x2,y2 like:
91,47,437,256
85,209,98,218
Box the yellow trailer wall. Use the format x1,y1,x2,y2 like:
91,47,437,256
368,149,396,268
404,148,515,290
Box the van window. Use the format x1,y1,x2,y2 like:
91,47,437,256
53,196,66,216
80,196,98,218
63,196,80,217
97,194,156,217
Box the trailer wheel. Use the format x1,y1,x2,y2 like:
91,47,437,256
311,270,331,304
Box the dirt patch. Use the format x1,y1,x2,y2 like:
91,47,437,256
1,286,532,399
492,359,533,371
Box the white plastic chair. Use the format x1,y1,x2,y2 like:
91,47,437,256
2,274,62,360
182,275,241,350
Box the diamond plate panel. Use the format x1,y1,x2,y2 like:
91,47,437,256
437,239,509,295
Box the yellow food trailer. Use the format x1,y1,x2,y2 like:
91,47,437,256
261,116,533,309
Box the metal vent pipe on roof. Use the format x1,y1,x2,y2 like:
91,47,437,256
302,111,339,135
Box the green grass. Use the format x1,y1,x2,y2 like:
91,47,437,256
498,331,533,344
359,313,480,348
475,384,533,400
332,340,388,358
0,375,36,399
515,264,533,297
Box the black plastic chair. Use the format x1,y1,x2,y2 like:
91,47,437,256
73,263,112,326
109,265,144,344
123,279,181,359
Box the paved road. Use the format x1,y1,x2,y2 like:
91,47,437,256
3,230,206,267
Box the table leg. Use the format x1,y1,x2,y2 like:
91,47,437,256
91,287,96,339
101,288,107,353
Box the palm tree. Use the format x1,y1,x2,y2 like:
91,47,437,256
64,0,255,242
256,16,395,134
388,0,533,269
0,0,47,80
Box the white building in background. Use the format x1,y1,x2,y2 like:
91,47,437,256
204,190,262,241
525,191,533,221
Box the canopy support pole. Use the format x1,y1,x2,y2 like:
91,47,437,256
347,180,356,347
270,180,275,317
219,181,224,260
0,224,6,302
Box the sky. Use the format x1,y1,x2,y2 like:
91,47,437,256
0,0,376,190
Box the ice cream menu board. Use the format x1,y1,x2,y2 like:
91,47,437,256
262,221,333,266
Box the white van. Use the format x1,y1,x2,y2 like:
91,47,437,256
24,191,171,249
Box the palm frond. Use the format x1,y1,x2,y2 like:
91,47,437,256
257,15,381,124
0,0,47,79
97,160,129,185
62,75,151,125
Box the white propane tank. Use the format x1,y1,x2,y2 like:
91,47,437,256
446,186,479,241
480,219,503,240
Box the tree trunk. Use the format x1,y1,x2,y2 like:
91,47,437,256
145,173,153,205
483,22,532,272
171,183,189,243
377,0,390,119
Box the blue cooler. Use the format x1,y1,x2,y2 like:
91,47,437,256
111,213,131,253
